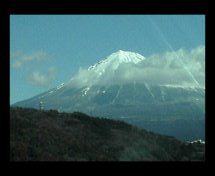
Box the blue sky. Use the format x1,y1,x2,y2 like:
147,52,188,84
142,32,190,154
10,15,205,104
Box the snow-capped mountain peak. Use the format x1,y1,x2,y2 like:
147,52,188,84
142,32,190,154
88,50,145,72
109,50,145,64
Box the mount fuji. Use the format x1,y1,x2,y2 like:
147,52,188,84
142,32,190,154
12,50,205,141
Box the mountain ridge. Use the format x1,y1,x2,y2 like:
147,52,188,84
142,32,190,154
12,50,205,141
10,107,205,161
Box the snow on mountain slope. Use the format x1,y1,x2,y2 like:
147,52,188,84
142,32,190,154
68,50,146,87
29,49,204,104
69,49,204,89
12,49,205,141
88,50,145,72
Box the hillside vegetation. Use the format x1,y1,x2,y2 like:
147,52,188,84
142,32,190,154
10,107,205,161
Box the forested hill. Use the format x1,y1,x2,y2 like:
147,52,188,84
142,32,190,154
10,107,205,161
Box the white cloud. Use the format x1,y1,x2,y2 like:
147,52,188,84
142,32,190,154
69,45,205,88
27,67,57,87
10,51,24,58
10,50,50,69
12,60,23,68
10,50,57,88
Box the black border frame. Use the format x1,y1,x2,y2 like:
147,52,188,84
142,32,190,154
0,0,210,173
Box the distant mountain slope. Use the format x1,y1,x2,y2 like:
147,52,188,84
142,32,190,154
12,50,205,141
10,107,205,161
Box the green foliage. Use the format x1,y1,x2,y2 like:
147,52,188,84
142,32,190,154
10,107,205,161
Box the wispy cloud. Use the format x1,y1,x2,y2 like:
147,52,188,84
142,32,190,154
70,45,205,88
12,60,23,68
11,50,50,69
10,51,24,58
27,67,57,87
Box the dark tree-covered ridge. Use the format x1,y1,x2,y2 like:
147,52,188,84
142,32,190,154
10,107,205,161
